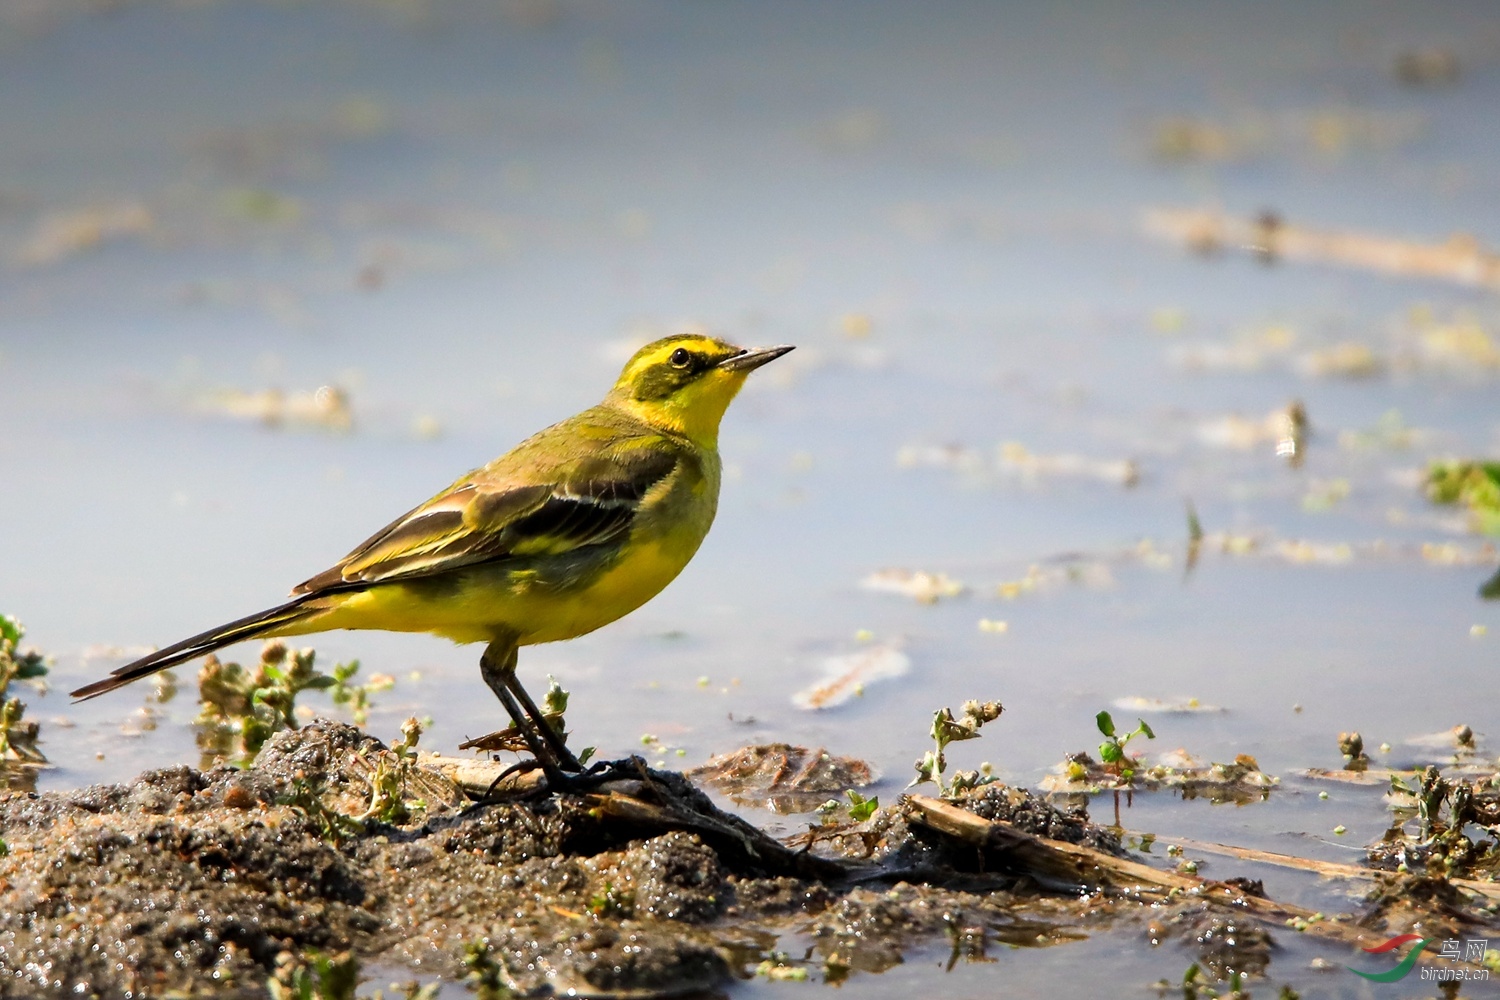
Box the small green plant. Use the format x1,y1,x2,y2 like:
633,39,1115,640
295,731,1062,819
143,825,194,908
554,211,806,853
845,789,879,822
542,677,595,766
462,677,594,765
909,700,1003,794
1167,962,1252,1000
266,949,439,1000
1426,459,1500,536
1096,711,1155,783
815,789,879,825
462,939,511,999
0,614,48,764
355,717,427,826
268,950,360,1000
278,775,364,846
198,641,391,764
753,952,808,981
586,882,635,918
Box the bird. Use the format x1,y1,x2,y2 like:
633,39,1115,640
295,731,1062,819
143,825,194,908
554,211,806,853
72,334,794,781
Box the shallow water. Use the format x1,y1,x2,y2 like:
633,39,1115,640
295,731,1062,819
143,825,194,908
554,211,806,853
2,0,1499,993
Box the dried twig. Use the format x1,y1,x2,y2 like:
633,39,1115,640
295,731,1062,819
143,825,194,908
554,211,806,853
1152,833,1500,904
904,794,1483,972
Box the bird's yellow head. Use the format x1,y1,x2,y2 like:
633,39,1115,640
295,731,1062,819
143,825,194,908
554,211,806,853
608,334,793,445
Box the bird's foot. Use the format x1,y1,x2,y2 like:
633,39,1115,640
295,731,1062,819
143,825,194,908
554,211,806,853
538,755,650,795
471,754,650,802
481,757,543,799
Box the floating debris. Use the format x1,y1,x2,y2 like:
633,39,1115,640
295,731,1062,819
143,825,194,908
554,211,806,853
860,568,966,603
1112,696,1222,715
189,384,353,432
1403,311,1500,373
1168,324,1297,374
1271,539,1354,564
898,441,1138,487
1301,478,1350,513
14,200,153,266
1044,748,1278,803
1293,341,1383,379
792,644,910,710
995,442,1139,487
895,442,987,474
1195,401,1308,466
1145,206,1500,291
1338,409,1424,452
688,743,875,813
1147,108,1423,165
1395,47,1461,87
1404,724,1482,760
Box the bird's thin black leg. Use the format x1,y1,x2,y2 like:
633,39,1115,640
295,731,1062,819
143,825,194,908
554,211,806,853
479,639,569,787
504,671,583,772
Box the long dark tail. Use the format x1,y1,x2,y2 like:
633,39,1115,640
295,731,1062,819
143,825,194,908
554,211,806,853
70,597,322,701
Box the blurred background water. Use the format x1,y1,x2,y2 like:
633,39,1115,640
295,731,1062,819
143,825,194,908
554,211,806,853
2,1,1499,994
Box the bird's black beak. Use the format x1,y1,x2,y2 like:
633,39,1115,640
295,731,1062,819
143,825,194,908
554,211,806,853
716,344,795,372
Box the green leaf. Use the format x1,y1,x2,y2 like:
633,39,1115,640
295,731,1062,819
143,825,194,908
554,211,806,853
1137,719,1156,740
1095,710,1116,738
543,676,569,716
0,615,20,647
846,790,879,822
1099,741,1124,764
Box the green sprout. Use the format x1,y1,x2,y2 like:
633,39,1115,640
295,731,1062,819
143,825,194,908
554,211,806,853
277,775,364,847
909,700,1003,794
0,614,49,764
462,939,511,1000
197,642,391,764
355,717,427,827
268,950,360,1000
265,949,439,1000
543,677,594,765
455,677,592,765
815,789,880,825
753,952,808,981
586,882,635,918
1096,711,1155,784
845,789,879,822
1426,459,1500,536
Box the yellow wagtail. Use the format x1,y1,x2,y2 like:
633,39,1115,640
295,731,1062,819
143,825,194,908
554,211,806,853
73,335,793,778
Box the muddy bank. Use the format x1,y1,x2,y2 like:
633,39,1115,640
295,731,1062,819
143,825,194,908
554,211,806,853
7,719,1495,997
0,721,1130,998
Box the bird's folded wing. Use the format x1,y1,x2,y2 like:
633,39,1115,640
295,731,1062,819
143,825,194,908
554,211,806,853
293,440,679,594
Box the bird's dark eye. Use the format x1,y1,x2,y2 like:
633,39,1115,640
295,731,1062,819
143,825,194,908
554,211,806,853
669,348,692,369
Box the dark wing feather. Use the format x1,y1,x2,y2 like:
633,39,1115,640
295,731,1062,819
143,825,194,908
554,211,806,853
293,432,680,594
